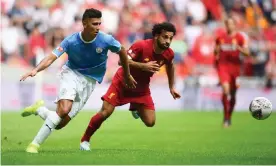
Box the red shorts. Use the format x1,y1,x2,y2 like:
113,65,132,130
217,65,240,89
101,81,155,111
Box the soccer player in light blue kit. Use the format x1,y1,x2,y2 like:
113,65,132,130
20,8,136,153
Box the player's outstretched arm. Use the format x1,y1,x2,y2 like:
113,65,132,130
117,47,137,88
20,53,57,81
165,62,181,99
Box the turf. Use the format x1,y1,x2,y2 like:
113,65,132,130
1,111,276,165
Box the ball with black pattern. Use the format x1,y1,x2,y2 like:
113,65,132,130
249,97,272,120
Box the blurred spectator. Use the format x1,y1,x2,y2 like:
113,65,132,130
245,0,269,29
192,28,215,65
249,31,270,77
1,19,27,62
170,33,188,63
220,0,235,14
1,0,275,83
202,0,223,21
185,0,207,23
27,23,46,66
258,0,276,24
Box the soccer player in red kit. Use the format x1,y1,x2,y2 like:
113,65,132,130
79,22,181,150
214,18,250,127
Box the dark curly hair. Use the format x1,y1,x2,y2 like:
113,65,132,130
152,22,176,36
82,8,102,21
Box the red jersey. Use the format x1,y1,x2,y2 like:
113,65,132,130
114,39,174,94
216,32,246,67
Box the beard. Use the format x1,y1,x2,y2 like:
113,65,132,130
157,39,170,50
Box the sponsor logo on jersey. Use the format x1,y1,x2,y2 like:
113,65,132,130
96,47,103,53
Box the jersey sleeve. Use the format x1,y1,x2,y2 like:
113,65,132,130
127,41,143,60
107,35,121,53
237,32,248,47
166,48,175,65
52,38,69,57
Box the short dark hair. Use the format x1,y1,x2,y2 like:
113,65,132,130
82,8,102,21
152,22,176,36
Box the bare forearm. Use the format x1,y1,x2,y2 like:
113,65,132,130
119,59,148,70
33,54,57,72
118,47,131,76
166,64,175,89
129,60,145,70
238,47,250,56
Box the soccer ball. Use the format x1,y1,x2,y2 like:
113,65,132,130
249,97,272,120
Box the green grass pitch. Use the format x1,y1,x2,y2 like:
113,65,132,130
1,111,276,165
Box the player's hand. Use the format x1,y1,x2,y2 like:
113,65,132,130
142,61,160,73
124,74,137,89
170,88,181,99
20,70,37,81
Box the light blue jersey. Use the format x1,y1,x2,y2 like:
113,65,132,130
52,31,121,83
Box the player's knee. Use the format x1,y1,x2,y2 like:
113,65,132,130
145,120,155,127
222,84,230,95
100,109,113,119
57,101,73,118
58,108,71,118
100,102,115,119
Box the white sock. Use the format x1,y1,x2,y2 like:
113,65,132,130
31,112,61,146
36,107,54,120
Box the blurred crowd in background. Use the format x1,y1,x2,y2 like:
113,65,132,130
1,0,276,86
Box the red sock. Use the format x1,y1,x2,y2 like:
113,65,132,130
230,96,236,117
222,94,230,121
81,113,105,142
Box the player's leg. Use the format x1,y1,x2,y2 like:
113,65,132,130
56,76,97,130
26,99,73,153
80,101,115,150
80,82,119,150
130,95,155,127
218,69,231,127
229,76,238,123
221,82,231,127
137,105,155,127
25,67,78,153
229,88,237,121
21,99,56,120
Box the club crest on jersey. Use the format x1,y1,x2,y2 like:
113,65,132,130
108,93,115,99
56,46,63,52
144,58,149,62
96,47,103,53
